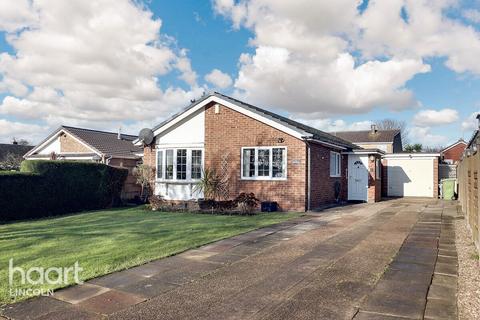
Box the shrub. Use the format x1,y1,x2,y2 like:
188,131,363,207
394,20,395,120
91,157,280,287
234,193,260,215
148,195,165,211
0,160,128,221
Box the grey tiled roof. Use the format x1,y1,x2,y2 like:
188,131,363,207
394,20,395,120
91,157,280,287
30,126,141,159
0,144,33,160
330,129,400,144
62,126,142,158
152,92,358,149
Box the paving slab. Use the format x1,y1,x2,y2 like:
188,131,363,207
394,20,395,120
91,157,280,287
77,290,145,315
1,297,70,320
35,306,100,320
434,262,458,276
53,283,110,304
424,298,457,320
88,270,146,289
427,283,457,300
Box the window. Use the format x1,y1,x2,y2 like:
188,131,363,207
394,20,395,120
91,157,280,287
330,152,341,177
165,150,174,180
241,147,287,180
242,148,255,178
258,149,270,177
376,159,381,179
157,148,203,181
176,149,187,180
272,148,286,178
191,150,202,179
157,150,163,179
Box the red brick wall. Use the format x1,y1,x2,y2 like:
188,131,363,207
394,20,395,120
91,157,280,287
442,143,466,163
142,144,156,193
109,158,141,199
367,155,382,202
204,102,307,212
381,159,388,197
309,143,347,209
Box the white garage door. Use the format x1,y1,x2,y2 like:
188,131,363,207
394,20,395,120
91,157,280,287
387,158,434,197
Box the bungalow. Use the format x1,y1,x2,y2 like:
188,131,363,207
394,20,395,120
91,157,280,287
25,126,143,199
137,92,384,212
331,125,403,153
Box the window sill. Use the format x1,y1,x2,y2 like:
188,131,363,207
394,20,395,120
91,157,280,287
240,177,287,181
156,180,200,184
330,175,341,178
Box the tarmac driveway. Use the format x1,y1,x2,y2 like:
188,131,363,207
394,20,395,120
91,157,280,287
1,199,459,320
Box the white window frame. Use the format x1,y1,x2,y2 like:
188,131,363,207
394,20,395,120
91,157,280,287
240,146,287,181
330,151,341,177
156,148,204,182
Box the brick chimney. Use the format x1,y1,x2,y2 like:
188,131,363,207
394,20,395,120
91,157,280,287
476,113,480,129
371,124,377,134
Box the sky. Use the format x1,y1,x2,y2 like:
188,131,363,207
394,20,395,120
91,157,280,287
0,0,480,147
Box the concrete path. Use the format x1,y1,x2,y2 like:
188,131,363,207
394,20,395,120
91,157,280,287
1,199,459,320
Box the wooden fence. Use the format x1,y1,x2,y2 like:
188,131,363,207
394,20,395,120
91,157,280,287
458,150,479,253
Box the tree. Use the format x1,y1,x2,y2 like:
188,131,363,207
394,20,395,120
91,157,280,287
404,143,423,152
423,145,444,153
11,138,30,146
133,164,155,201
375,119,409,145
0,152,23,171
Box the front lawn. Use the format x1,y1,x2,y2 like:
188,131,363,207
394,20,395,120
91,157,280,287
0,206,301,305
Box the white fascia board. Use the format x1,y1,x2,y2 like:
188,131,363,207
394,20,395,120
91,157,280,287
383,153,440,159
342,150,385,155
152,96,306,140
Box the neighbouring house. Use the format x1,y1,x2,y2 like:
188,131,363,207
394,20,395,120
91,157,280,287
25,126,143,199
0,142,34,170
441,139,467,164
136,92,386,211
331,125,403,153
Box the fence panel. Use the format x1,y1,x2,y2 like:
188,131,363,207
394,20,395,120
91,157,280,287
458,151,480,252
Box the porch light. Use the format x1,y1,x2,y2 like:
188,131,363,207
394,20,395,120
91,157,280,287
369,155,375,162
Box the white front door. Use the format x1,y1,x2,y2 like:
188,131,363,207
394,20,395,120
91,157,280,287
348,155,369,201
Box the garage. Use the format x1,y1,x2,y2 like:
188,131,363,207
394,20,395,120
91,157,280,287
384,153,439,198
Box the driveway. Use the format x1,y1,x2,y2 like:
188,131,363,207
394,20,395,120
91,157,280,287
1,199,458,320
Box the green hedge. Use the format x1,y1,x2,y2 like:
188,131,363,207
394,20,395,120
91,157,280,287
0,160,128,221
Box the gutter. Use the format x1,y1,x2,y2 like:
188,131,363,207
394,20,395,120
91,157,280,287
303,137,348,151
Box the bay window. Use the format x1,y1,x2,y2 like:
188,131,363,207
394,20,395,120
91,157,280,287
241,147,287,180
156,148,203,181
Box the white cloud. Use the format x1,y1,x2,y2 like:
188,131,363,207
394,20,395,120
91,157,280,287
0,119,48,143
408,126,448,146
214,0,480,120
0,0,201,143
412,108,459,127
0,0,38,32
463,9,480,24
461,112,480,131
205,69,233,89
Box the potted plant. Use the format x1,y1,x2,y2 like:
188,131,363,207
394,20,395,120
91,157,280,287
194,168,223,210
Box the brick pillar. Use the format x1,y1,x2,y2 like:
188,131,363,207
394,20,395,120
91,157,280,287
381,159,388,197
367,154,382,203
